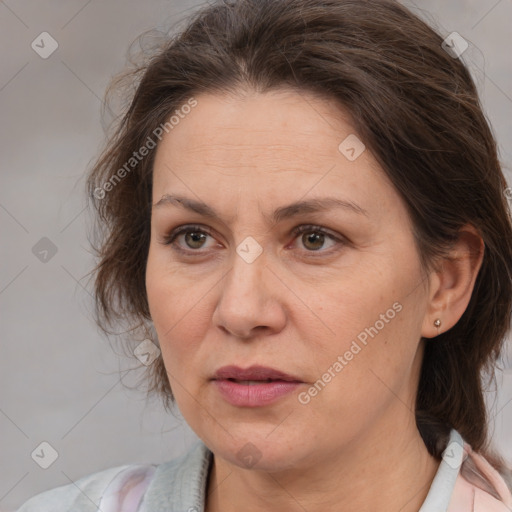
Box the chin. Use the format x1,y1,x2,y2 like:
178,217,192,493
203,426,313,472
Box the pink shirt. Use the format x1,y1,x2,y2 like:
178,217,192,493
419,429,512,511
447,442,512,511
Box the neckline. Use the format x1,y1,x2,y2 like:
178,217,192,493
141,430,463,511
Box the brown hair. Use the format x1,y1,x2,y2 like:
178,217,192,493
86,0,512,479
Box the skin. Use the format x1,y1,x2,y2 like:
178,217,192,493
145,88,484,512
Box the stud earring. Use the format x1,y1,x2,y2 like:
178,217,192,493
434,318,442,336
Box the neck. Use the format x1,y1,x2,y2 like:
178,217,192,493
205,417,440,512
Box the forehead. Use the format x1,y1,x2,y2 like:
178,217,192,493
151,89,402,221
155,89,355,169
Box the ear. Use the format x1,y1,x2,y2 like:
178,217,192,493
421,224,485,338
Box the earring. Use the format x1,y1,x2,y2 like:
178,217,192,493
434,318,441,336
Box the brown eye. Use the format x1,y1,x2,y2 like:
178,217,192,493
183,230,208,249
291,224,345,255
301,231,326,251
163,225,216,254
162,223,345,258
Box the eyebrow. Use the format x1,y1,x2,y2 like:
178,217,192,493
152,193,368,224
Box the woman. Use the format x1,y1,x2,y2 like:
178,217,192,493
17,0,512,510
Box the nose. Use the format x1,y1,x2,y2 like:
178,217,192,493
212,247,287,340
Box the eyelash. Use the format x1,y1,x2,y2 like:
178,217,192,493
161,224,346,257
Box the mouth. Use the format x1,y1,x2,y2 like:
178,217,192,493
211,365,304,407
212,365,303,383
226,379,281,385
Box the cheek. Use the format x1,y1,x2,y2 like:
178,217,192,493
302,255,424,389
146,256,187,362
146,246,196,330
145,253,212,380
305,266,399,345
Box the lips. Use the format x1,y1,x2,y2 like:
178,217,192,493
212,365,303,407
212,365,303,383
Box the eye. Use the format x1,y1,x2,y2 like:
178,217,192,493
289,224,344,255
161,225,218,254
161,224,346,256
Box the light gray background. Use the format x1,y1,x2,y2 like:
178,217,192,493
1,1,511,510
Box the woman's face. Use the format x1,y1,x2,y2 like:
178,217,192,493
146,88,432,471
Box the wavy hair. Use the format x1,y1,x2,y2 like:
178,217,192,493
86,0,512,481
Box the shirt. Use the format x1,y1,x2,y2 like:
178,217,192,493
16,429,512,511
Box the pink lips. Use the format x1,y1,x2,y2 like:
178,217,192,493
212,365,303,407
